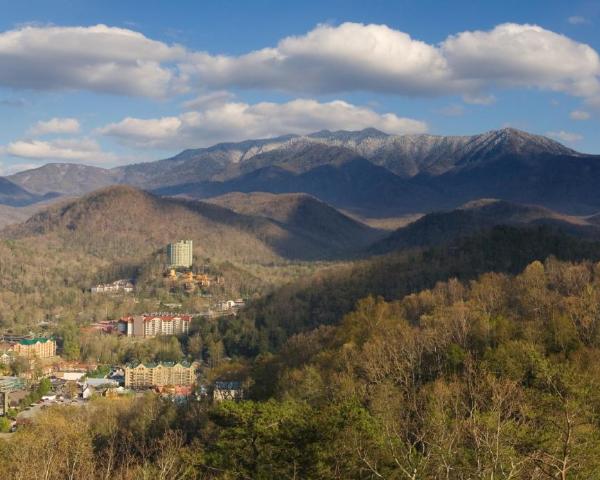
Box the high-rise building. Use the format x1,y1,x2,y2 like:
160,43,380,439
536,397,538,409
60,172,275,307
0,337,57,359
167,240,193,268
118,314,191,337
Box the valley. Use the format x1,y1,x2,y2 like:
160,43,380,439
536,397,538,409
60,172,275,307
3,127,600,479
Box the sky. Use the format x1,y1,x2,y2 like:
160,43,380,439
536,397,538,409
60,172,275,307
0,0,599,174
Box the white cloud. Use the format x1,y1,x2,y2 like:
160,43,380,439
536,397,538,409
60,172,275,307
28,117,81,136
180,22,600,102
0,22,599,104
5,137,117,163
182,22,457,95
100,98,428,149
441,23,600,98
568,16,589,25
546,130,583,143
99,117,183,147
0,24,186,97
570,110,591,120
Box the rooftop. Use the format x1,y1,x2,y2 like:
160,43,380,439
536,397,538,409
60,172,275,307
127,360,196,369
19,337,54,346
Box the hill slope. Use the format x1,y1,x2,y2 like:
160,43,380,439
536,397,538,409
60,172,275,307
5,185,379,263
207,192,384,249
370,199,598,253
235,226,600,349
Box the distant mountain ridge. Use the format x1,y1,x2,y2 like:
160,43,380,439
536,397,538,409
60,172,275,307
369,199,600,254
8,163,117,195
114,127,577,187
0,176,57,206
2,127,598,218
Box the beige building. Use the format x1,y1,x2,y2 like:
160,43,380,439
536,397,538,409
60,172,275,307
124,361,198,389
167,240,193,268
118,314,191,337
10,338,56,359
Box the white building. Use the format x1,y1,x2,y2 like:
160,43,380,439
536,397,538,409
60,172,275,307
91,279,134,294
118,314,192,338
167,240,193,268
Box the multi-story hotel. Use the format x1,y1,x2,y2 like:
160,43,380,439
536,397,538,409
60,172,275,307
124,361,198,388
118,314,192,337
167,240,193,268
1,337,57,359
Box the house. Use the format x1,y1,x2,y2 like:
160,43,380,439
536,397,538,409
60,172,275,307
213,381,243,402
0,351,13,365
220,300,237,311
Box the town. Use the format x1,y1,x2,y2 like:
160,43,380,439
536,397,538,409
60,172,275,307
0,240,245,435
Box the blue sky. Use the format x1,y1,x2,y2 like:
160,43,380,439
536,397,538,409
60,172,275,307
0,0,598,174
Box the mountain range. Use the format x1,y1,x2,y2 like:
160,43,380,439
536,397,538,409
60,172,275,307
2,127,598,220
3,183,599,269
1,127,600,263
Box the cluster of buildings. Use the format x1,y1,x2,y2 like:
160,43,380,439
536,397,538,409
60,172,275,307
123,361,242,401
165,269,225,293
118,313,192,338
91,279,134,294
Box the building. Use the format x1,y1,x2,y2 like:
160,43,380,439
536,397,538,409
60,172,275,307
6,337,56,359
0,352,13,365
54,371,86,382
0,376,25,392
0,376,27,414
124,361,198,389
91,279,134,294
167,240,193,268
213,381,243,402
118,314,191,338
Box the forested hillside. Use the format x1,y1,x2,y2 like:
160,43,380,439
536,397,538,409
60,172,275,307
231,226,600,352
4,255,600,478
